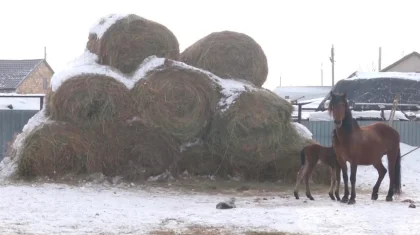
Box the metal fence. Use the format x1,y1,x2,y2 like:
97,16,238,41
300,120,420,147
0,110,39,159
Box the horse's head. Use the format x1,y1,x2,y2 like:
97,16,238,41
328,91,348,128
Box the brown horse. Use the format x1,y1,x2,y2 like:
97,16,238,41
328,91,402,205
293,142,341,201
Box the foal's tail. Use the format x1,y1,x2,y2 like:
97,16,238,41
394,148,402,195
300,148,306,166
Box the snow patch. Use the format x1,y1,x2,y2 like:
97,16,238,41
131,56,166,82
50,51,131,92
180,138,201,152
307,110,408,121
347,71,420,81
169,60,255,112
292,122,312,139
89,13,128,39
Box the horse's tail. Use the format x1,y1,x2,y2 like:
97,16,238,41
300,148,306,166
394,147,402,194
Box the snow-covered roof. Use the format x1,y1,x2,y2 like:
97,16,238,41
273,86,332,101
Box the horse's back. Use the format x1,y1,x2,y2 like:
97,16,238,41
361,122,400,151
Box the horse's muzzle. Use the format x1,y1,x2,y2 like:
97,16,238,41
334,120,342,127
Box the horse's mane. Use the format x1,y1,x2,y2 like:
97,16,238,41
329,92,359,133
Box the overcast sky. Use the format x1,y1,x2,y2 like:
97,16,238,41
1,0,419,90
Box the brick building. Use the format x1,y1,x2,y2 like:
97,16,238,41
0,59,54,94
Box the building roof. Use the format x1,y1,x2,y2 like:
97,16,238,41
272,86,332,101
380,51,420,72
0,59,45,90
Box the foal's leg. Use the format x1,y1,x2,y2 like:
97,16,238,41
293,165,307,199
371,162,387,200
304,163,316,200
348,162,358,205
328,166,336,200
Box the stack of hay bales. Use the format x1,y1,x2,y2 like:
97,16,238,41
2,13,326,183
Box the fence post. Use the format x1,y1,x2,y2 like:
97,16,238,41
40,96,44,110
298,104,302,123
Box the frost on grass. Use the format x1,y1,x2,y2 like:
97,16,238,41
292,122,313,140
180,138,201,152
170,60,255,112
0,108,52,179
50,50,131,92
89,13,129,39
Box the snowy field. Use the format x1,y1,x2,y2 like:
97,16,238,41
0,142,418,235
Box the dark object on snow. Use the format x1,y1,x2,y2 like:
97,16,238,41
318,74,420,110
402,199,415,203
236,186,250,192
7,104,13,110
216,198,236,209
409,203,416,208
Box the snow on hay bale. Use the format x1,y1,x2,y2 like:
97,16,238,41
49,73,134,126
205,89,312,181
131,60,220,142
87,14,180,74
180,31,268,87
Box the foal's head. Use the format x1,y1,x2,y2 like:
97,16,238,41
328,91,348,128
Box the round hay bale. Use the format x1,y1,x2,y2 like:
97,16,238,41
205,89,308,181
131,64,220,142
49,74,134,126
178,140,230,176
180,30,268,87
87,14,180,74
93,119,181,181
18,122,94,178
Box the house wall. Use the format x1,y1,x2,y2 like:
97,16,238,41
382,55,420,72
16,61,53,94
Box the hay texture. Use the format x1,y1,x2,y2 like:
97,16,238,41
93,119,181,181
131,63,220,142
17,119,180,180
49,74,134,126
18,122,94,178
205,89,310,181
180,31,268,87
87,14,180,74
178,140,230,176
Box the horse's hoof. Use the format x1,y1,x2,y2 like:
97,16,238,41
306,195,315,200
341,197,349,203
347,199,356,205
371,193,378,200
386,196,393,202
294,192,299,200
335,192,341,201
329,192,335,200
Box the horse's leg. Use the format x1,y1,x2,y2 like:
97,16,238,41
293,165,306,199
348,162,358,205
338,159,349,203
371,162,387,200
304,162,316,200
328,166,336,200
334,164,341,201
386,153,397,202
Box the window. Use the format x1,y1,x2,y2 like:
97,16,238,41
43,77,48,90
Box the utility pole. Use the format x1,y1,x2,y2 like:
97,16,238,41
279,74,282,87
330,44,335,86
378,47,382,71
321,62,324,86
44,46,47,60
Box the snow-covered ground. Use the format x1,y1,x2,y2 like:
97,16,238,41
0,142,418,235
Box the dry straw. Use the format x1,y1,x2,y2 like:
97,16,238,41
205,89,321,181
131,62,220,142
87,14,180,74
49,74,134,126
180,30,268,87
